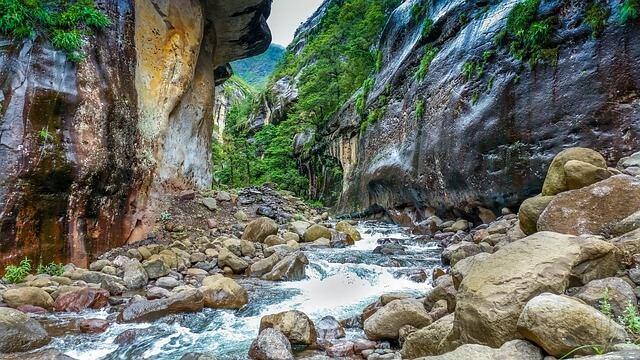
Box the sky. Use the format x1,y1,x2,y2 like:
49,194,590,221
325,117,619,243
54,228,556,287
267,0,325,46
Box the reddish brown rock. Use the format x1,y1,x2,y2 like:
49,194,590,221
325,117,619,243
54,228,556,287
16,305,48,315
54,288,110,312
327,342,355,357
79,319,110,334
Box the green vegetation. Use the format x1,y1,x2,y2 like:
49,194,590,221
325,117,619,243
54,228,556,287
415,100,425,119
421,18,434,38
559,345,606,359
619,0,639,24
37,262,64,276
0,0,111,63
585,2,610,39
4,258,32,283
599,287,613,318
500,0,558,65
415,44,439,81
231,44,285,89
620,300,640,333
360,105,387,133
410,2,428,23
356,77,376,115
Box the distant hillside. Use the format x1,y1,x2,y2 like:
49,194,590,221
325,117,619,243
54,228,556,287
231,44,285,89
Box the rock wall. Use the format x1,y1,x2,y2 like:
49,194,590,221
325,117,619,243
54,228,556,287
0,0,271,267
321,0,640,220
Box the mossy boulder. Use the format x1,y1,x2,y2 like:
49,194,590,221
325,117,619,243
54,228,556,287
541,147,607,196
335,221,362,242
518,195,555,235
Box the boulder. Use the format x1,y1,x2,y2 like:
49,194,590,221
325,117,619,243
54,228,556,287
248,328,294,360
302,224,332,242
564,160,612,190
414,340,542,360
0,308,50,353
450,252,491,289
264,235,287,246
612,227,640,255
335,221,362,241
53,288,110,312
612,210,640,237
440,242,484,266
3,287,54,309
248,253,281,277
202,197,218,211
201,277,248,309
401,313,455,358
180,353,219,360
259,310,317,346
242,218,279,242
517,293,627,357
123,259,149,289
315,316,345,339
424,275,457,313
16,305,47,315
79,319,110,334
541,147,607,196
289,221,312,237
81,271,125,286
363,298,432,341
0,350,76,360
518,195,555,235
326,342,355,357
282,232,300,243
89,259,112,272
156,277,181,289
573,348,640,359
118,288,204,323
241,240,256,257
218,247,249,274
452,231,619,348
142,258,170,279
574,277,636,319
261,251,308,281
538,175,640,236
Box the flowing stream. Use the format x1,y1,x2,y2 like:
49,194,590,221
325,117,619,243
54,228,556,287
42,221,442,359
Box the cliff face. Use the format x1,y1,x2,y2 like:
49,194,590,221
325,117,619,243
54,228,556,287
0,0,271,267
320,0,639,221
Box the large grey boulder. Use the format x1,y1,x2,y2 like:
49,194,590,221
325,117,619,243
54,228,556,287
574,277,636,319
123,258,149,289
401,313,455,358
0,308,50,353
248,328,294,360
413,340,542,360
517,293,628,357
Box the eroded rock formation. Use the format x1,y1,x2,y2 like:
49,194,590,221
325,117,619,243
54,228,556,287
0,0,271,267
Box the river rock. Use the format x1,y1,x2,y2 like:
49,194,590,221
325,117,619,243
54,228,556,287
0,308,50,353
259,310,318,346
290,220,312,237
302,224,332,242
248,253,281,277
249,328,294,360
54,288,110,312
201,277,248,309
541,147,607,196
156,277,181,289
16,304,48,315
222,237,243,256
264,235,287,246
142,258,170,279
564,160,612,190
123,259,149,289
574,348,640,359
401,313,455,358
440,241,483,266
538,175,640,236
316,316,345,339
573,277,636,319
335,221,362,241
242,217,279,242
452,231,619,348
218,247,249,274
612,210,640,237
327,342,355,357
180,353,219,360
282,232,300,243
518,195,555,235
241,240,256,257
612,227,640,255
3,287,54,309
261,251,308,281
414,340,543,360
81,271,124,286
450,252,491,289
79,319,110,334
364,298,432,341
517,293,627,357
118,288,204,323
424,275,457,313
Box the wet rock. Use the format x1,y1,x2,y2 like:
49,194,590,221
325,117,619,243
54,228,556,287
248,253,281,277
54,288,110,312
542,147,608,196
440,241,483,266
453,232,619,348
118,288,204,323
218,247,249,274
302,224,332,242
259,310,318,346
401,314,455,358
79,319,110,334
242,218,279,242
330,231,353,248
249,328,294,360
518,195,555,235
146,287,170,300
335,221,362,242
3,287,54,309
573,277,636,319
327,342,355,357
518,293,627,357
201,277,248,309
373,243,407,255
414,340,542,360
180,353,219,360
262,251,308,281
364,298,432,341
143,258,170,280
114,329,139,346
123,259,149,289
16,304,48,315
316,316,345,339
538,175,640,236
0,308,50,353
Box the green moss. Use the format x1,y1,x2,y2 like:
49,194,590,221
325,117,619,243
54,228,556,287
462,61,475,79
501,0,557,65
584,2,610,38
471,91,479,105
0,0,111,63
411,2,428,22
415,100,425,119
421,18,434,38
458,13,469,25
619,0,639,24
415,43,439,81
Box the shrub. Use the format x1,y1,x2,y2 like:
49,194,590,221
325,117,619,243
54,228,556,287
599,287,613,318
4,258,32,283
36,262,64,276
415,44,439,81
585,2,610,38
502,0,557,65
421,18,434,38
619,0,639,24
619,300,640,333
